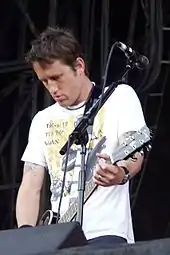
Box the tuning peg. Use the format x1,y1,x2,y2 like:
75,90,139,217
146,144,152,151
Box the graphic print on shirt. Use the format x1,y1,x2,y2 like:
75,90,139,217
44,107,105,208
60,113,85,174
44,115,77,202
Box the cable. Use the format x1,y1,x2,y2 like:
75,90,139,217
95,41,118,117
55,135,71,222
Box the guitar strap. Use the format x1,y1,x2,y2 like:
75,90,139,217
82,84,102,144
84,83,102,114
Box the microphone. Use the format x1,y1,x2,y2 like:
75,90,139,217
116,42,149,70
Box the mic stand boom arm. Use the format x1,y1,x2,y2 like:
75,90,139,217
59,83,116,155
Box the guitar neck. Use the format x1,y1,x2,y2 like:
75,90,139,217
59,179,97,223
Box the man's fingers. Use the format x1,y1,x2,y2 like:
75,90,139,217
96,153,112,165
96,153,110,159
93,174,111,186
94,166,115,181
97,161,119,174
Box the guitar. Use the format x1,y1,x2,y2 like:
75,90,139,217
39,125,151,226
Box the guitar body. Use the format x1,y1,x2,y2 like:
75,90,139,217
39,210,58,225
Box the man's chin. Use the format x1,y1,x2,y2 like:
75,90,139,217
55,98,77,108
57,101,67,107
56,99,70,107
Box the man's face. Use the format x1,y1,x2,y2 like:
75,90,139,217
33,58,85,107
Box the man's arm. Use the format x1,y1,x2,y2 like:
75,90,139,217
16,162,45,227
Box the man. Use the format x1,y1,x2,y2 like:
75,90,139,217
16,26,146,248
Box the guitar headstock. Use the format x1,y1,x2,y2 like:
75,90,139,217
113,125,151,163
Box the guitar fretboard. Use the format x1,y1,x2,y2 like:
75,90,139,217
58,137,107,223
59,178,97,223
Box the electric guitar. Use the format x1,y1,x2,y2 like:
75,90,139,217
38,125,151,226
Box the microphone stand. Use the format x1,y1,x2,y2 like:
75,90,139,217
75,130,89,226
59,60,136,227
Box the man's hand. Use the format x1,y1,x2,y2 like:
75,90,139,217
93,153,125,186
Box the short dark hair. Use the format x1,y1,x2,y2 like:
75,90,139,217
26,26,89,76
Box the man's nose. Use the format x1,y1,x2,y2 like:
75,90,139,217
48,81,59,95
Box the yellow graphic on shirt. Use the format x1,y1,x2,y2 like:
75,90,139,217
89,106,105,149
44,106,105,203
44,116,78,200
45,117,75,173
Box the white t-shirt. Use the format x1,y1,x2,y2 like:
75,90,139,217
22,84,146,243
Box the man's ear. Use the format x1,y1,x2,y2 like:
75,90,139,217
75,57,85,75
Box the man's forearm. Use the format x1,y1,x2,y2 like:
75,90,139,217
16,186,41,227
118,151,144,178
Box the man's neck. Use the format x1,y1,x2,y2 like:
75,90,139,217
76,77,93,105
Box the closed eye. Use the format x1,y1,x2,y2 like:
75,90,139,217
49,74,63,81
40,74,63,86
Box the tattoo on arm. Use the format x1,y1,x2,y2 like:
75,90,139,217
24,162,43,176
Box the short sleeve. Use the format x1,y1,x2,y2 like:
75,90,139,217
116,85,146,138
21,112,47,167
